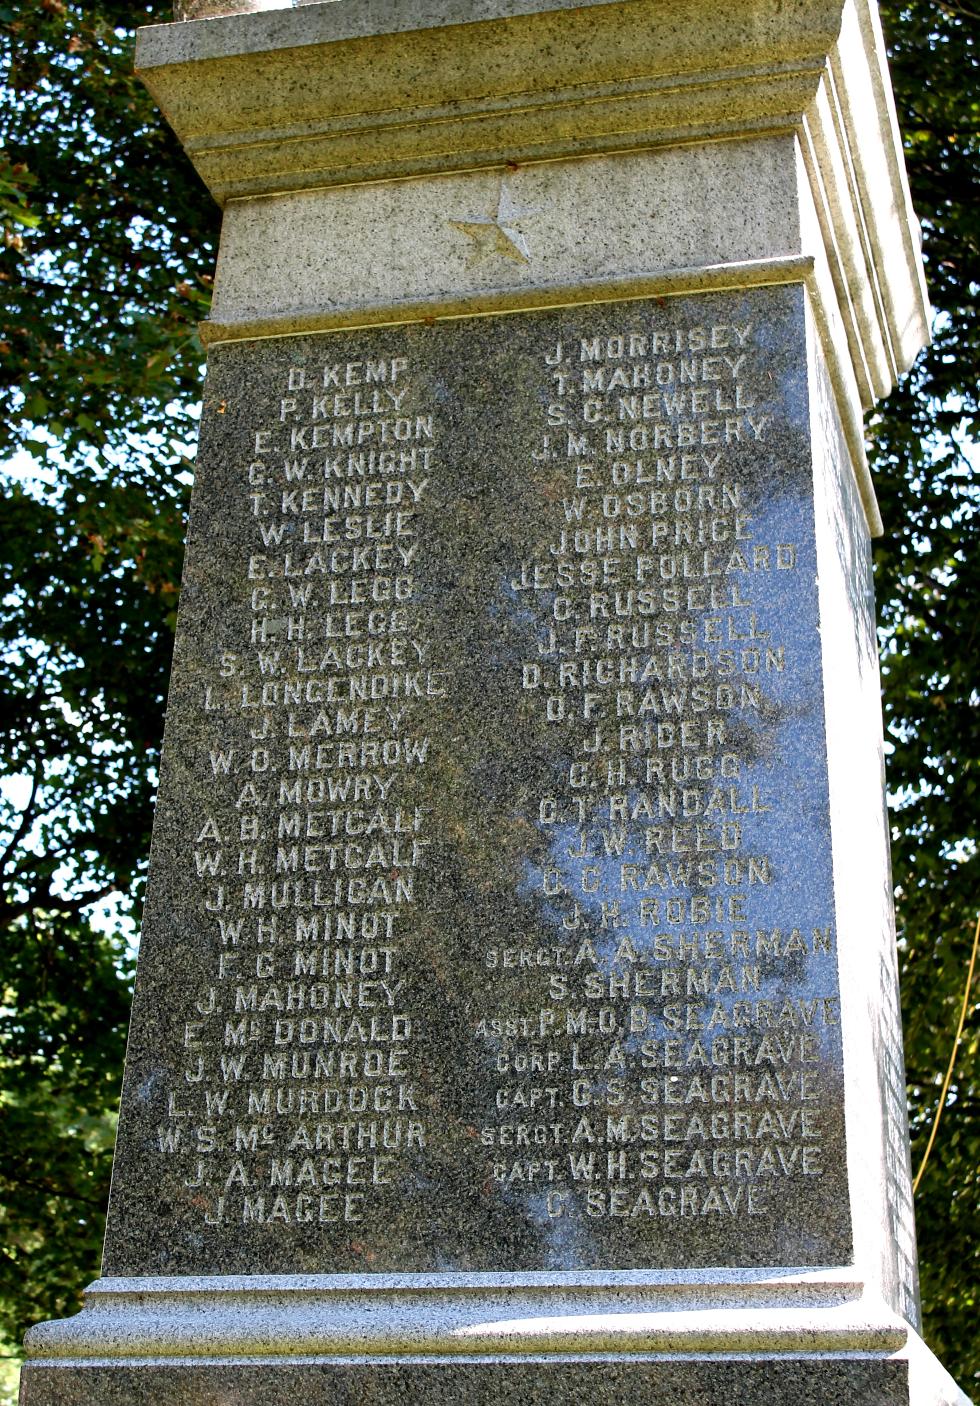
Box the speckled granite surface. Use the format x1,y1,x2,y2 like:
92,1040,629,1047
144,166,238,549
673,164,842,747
99,286,851,1281
20,1358,909,1405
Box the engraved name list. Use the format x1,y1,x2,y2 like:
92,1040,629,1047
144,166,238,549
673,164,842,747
104,286,852,1277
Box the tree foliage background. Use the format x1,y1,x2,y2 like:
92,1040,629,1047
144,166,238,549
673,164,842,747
0,0,218,1383
0,0,976,1392
869,0,980,1376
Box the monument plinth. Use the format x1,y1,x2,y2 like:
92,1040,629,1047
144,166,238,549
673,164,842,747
20,0,971,1401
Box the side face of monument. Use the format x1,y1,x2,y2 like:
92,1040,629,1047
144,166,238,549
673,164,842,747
19,0,972,1402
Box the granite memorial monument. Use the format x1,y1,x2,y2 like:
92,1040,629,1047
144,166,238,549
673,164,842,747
19,0,972,1400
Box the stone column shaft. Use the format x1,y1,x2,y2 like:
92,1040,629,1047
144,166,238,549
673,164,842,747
20,2,970,1403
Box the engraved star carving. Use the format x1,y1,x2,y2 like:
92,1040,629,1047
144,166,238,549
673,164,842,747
449,182,539,265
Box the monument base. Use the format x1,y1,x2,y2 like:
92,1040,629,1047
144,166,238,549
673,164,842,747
14,1358,933,1406
20,1271,970,1405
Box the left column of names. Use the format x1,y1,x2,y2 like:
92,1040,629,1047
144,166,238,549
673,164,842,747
157,347,440,1241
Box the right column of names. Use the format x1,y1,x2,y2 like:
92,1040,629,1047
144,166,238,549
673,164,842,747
479,306,842,1246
